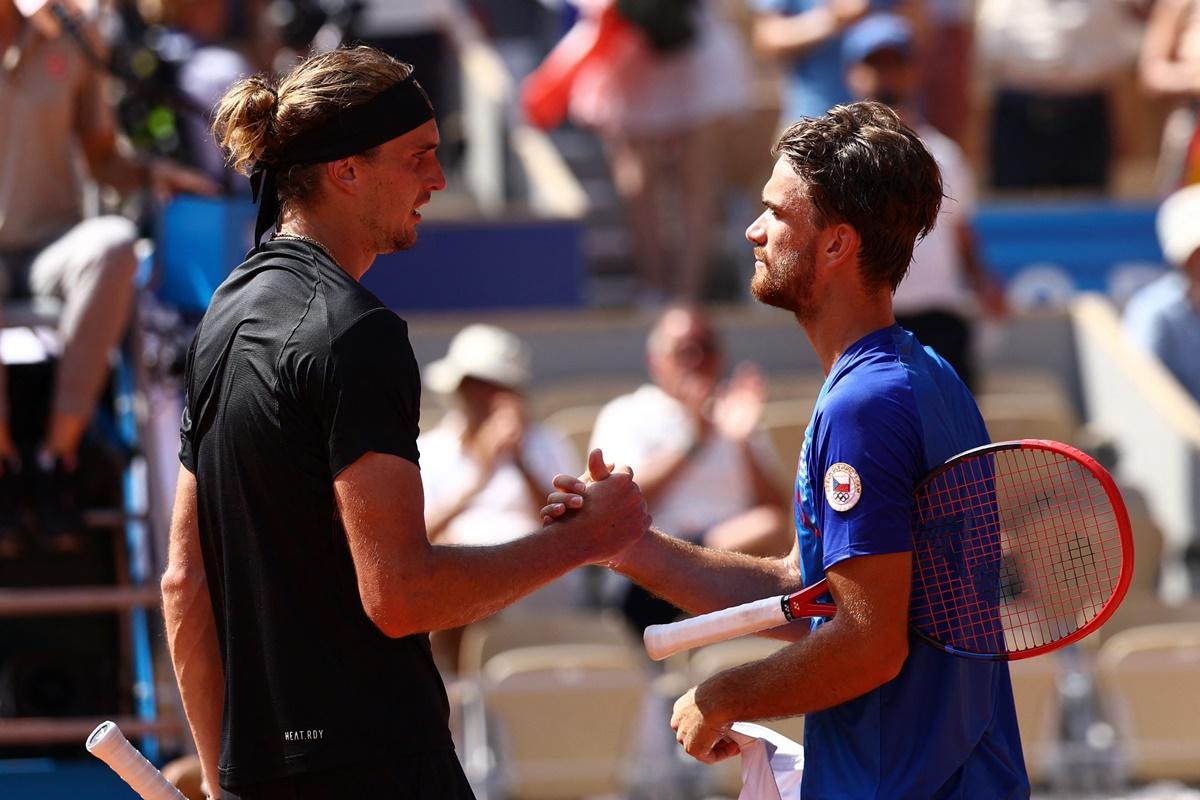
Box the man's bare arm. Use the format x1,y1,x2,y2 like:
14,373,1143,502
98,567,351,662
160,467,223,796
752,0,869,60
614,527,801,616
545,469,801,617
671,551,912,760
335,450,649,639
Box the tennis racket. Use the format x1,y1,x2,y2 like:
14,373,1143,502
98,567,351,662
644,439,1133,661
86,721,187,800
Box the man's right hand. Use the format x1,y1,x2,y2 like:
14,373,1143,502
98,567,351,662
547,449,651,564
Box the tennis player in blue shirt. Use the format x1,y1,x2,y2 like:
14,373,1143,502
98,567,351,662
545,101,1029,797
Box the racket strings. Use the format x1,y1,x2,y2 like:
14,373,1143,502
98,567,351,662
999,449,1122,651
910,446,1125,656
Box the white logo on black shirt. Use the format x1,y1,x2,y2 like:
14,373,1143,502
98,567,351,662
283,729,325,742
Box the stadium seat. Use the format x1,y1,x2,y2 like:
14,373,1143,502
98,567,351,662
528,377,641,421
473,643,649,799
1090,596,1200,650
1095,623,1200,783
977,392,1079,445
458,609,639,679
1008,655,1066,787
541,403,605,464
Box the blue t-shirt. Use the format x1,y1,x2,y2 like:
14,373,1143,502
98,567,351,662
794,325,1029,799
754,0,852,122
1123,272,1200,404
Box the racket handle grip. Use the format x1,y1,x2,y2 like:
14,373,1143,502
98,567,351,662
644,595,789,661
86,721,188,800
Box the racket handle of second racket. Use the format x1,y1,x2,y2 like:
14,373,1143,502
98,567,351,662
86,721,187,800
644,595,789,661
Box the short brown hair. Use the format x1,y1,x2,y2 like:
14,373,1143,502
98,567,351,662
772,102,942,292
212,46,413,212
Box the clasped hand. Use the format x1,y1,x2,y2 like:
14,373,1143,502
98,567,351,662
542,448,651,564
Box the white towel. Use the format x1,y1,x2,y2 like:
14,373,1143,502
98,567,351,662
726,722,805,800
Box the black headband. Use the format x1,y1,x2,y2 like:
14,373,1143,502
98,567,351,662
249,76,435,244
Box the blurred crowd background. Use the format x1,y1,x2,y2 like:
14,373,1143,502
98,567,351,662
1,0,1200,798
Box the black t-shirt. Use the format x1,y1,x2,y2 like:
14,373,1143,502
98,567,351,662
179,238,451,788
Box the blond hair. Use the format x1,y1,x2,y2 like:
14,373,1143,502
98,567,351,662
212,46,413,208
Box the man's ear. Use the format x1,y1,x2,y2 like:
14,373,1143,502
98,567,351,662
324,157,359,196
818,222,860,270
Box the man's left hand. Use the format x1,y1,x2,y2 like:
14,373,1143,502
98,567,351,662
671,686,740,764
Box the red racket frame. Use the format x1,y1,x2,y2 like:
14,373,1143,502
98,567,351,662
905,439,1134,660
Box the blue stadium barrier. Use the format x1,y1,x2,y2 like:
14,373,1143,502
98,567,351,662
153,196,584,313
155,196,258,315
152,197,1168,314
974,202,1167,306
0,759,142,799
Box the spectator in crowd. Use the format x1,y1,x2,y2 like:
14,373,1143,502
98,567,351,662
420,324,579,550
976,0,1141,191
1124,184,1200,402
844,13,1006,391
589,305,789,629
164,0,253,185
1139,0,1200,189
749,0,871,125
568,0,749,303
918,0,971,145
0,0,213,552
419,324,584,671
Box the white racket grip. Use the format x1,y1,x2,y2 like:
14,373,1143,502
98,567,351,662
86,721,188,800
644,595,789,661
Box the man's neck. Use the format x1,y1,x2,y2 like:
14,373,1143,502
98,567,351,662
801,296,896,375
278,208,374,281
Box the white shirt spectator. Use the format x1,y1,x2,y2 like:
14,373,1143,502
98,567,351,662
420,409,582,609
589,384,782,540
420,410,577,546
893,126,976,315
976,0,1141,91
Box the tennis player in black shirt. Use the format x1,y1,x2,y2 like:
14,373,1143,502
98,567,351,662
159,46,651,799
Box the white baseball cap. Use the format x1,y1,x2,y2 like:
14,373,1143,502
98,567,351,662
424,324,532,394
1157,184,1200,268
14,0,49,16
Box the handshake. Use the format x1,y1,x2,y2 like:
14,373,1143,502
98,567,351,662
540,448,653,568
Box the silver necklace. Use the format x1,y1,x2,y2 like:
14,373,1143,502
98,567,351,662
274,232,339,266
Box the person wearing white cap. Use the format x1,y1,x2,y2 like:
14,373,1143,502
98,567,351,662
419,324,585,671
419,324,579,549
0,0,214,552
1124,185,1200,402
